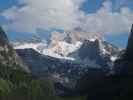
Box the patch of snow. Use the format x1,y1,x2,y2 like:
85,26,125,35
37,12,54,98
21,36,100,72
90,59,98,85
102,48,110,55
110,56,117,62
43,49,75,60
99,40,111,55
13,41,82,60
14,42,46,50
89,38,96,42
42,41,82,60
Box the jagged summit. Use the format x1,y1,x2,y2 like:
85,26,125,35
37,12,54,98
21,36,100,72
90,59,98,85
68,39,119,71
64,33,72,44
74,39,100,61
0,26,8,43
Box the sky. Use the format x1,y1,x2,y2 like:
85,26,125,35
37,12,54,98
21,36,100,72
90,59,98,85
0,0,133,48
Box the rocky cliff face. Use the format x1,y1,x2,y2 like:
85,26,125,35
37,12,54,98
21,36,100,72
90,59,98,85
69,39,119,72
114,24,133,75
16,48,100,86
85,24,133,100
0,26,29,72
0,27,8,43
126,24,133,62
55,24,133,100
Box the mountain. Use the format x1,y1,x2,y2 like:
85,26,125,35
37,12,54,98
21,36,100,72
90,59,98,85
0,26,86,100
13,33,120,72
0,26,29,72
92,24,133,100
56,24,133,100
69,39,119,72
0,27,8,42
13,31,120,86
126,24,133,62
13,38,81,60
114,24,133,75
16,48,100,87
64,33,73,44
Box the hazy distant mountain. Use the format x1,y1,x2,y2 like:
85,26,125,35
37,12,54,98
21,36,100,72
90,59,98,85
12,30,121,87
13,30,120,86
16,48,96,86
13,32,120,71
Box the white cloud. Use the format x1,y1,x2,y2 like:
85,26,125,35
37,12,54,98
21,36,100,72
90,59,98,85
1,0,84,33
1,0,133,36
80,0,133,35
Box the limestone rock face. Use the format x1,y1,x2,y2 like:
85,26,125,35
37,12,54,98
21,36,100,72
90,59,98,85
114,24,133,75
126,24,133,62
0,26,29,72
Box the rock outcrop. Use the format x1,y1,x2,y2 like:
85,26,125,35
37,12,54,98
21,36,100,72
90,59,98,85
0,26,29,72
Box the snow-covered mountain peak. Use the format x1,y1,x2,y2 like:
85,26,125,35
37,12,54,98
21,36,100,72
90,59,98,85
12,30,120,65
13,41,47,53
43,41,82,57
12,39,82,60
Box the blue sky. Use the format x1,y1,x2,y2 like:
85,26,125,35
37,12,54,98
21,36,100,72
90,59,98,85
0,0,133,48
